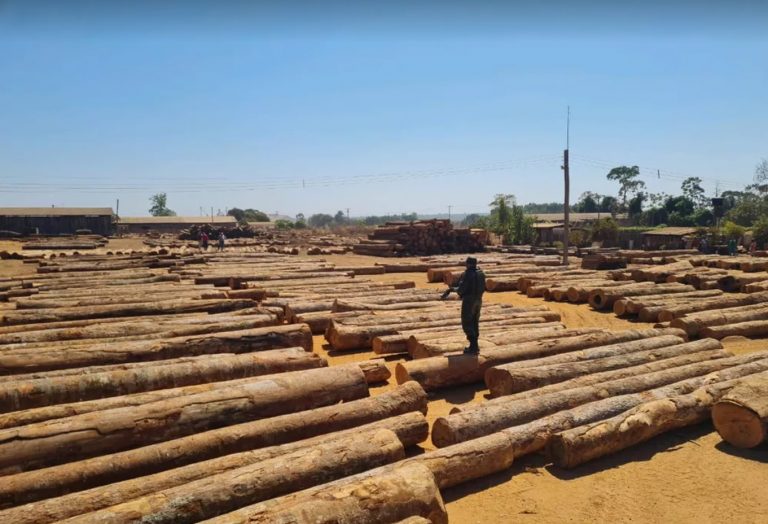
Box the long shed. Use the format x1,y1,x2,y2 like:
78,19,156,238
0,207,114,236
118,216,237,235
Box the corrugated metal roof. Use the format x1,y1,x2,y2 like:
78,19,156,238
0,207,113,217
118,216,237,225
530,213,629,221
642,227,698,237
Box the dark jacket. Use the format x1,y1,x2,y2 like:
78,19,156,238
455,268,486,302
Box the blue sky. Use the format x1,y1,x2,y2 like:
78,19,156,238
1,1,766,217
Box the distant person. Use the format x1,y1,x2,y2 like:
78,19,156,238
218,232,226,252
200,231,209,251
699,237,708,254
750,239,757,255
728,238,737,256
441,256,486,355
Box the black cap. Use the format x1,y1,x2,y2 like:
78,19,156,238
466,256,477,267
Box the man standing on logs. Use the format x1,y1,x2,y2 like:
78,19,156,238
441,256,486,355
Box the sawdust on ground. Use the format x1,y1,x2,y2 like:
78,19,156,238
1,243,766,523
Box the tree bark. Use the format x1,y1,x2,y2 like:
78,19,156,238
588,283,690,310
712,372,768,448
0,324,313,374
432,353,768,447
0,347,326,412
12,288,230,309
0,384,427,505
655,291,768,322
202,462,448,524
0,298,257,326
0,417,420,518
550,370,768,467
0,314,279,347
486,338,722,396
614,289,724,316
396,328,685,391
0,365,369,473
669,304,768,337
49,429,406,524
493,348,730,403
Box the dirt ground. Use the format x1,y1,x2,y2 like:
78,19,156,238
1,242,766,523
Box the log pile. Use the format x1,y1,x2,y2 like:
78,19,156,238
353,219,488,256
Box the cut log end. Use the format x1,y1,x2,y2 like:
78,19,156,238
395,363,413,385
712,400,767,449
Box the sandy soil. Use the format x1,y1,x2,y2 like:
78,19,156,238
1,242,766,523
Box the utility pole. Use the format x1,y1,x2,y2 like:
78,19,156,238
448,205,453,222
562,107,570,265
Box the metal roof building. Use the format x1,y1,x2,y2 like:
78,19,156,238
0,207,114,236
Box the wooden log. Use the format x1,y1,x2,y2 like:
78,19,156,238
35,274,182,291
0,315,279,346
655,291,768,322
441,357,768,459
0,412,428,524
588,283,690,310
409,325,598,359
0,347,326,412
0,298,257,326
396,328,685,391
203,462,448,524
0,325,313,374
565,281,644,303
0,416,423,518
432,353,768,447
328,311,560,351
701,320,768,339
0,385,426,505
491,348,731,402
51,429,406,524
669,304,768,337
12,289,230,309
0,365,369,472
550,370,768,468
485,338,722,395
712,373,768,448
614,289,724,316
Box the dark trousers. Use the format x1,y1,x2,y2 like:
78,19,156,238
461,299,482,345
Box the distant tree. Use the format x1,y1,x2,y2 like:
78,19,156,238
723,220,746,240
573,192,600,213
461,213,485,227
308,213,334,228
522,202,563,214
606,165,645,209
227,208,246,222
664,195,696,217
488,194,534,244
274,219,293,230
334,210,346,224
692,208,715,227
752,217,768,248
244,209,270,222
590,217,619,244
754,159,768,184
681,177,707,208
628,192,646,217
148,193,176,217
599,195,619,213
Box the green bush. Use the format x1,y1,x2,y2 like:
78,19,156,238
753,217,768,249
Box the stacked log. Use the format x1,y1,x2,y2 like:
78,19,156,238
550,370,768,468
395,328,685,390
432,354,768,447
354,219,487,256
0,384,427,504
